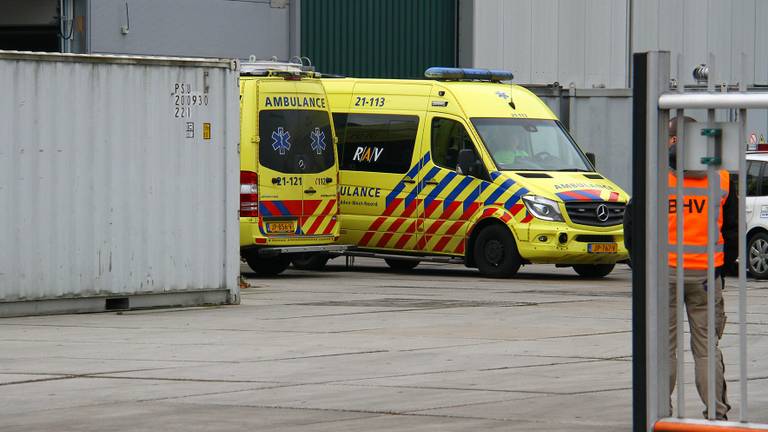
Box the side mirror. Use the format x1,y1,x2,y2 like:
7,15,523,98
586,152,596,167
457,149,480,176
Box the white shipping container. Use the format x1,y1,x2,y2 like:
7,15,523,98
0,51,240,317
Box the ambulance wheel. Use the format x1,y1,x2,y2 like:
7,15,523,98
292,253,330,271
384,258,419,271
244,253,291,276
748,232,768,279
572,263,615,278
474,225,521,278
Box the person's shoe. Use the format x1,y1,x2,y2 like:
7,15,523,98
702,410,728,421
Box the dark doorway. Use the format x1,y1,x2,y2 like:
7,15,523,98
0,25,59,52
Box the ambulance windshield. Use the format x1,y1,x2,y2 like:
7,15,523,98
259,110,335,174
472,118,592,172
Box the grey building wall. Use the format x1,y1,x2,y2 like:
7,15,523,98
86,0,295,60
633,0,768,86
461,0,768,88
460,0,630,89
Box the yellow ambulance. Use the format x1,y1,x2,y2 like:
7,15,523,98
239,60,345,275
315,67,629,278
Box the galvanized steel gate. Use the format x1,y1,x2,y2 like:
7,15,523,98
632,51,768,431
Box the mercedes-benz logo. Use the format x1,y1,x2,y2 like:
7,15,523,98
596,204,609,222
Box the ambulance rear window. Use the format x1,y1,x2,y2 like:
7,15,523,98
259,110,335,174
333,113,418,174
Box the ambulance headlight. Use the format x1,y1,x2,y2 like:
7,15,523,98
522,195,564,222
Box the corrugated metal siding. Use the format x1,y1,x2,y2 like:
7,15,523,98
0,52,240,303
469,0,628,88
633,0,768,85
301,0,457,78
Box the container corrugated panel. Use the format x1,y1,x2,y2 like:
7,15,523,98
301,0,457,78
0,51,240,305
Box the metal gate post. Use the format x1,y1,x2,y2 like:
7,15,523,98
631,51,649,432
650,50,673,429
632,51,672,432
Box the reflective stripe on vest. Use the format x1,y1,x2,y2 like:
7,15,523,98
667,170,729,269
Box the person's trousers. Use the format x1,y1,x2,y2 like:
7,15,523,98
668,268,730,419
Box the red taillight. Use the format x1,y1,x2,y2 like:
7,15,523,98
240,170,259,217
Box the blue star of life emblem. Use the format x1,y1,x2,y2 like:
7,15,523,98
310,127,326,155
495,91,509,99
271,127,291,155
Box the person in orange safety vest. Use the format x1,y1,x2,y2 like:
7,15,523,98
625,117,738,420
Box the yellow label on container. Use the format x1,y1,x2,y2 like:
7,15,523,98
203,123,211,140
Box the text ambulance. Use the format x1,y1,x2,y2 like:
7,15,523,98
318,67,629,278
239,61,344,275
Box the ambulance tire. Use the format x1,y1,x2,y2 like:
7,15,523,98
291,253,330,271
474,225,521,278
244,253,291,276
572,263,615,278
384,258,419,271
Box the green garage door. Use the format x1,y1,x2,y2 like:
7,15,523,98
301,0,457,79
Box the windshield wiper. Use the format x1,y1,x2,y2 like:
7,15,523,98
555,168,592,172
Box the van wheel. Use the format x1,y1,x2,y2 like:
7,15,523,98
573,264,615,278
748,232,768,279
292,253,330,271
473,225,521,278
243,252,291,276
384,258,419,271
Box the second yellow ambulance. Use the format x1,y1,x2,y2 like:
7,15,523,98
239,61,344,275
316,67,629,278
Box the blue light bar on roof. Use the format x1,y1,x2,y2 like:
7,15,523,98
424,67,514,82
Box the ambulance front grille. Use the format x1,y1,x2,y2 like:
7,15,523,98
564,202,625,227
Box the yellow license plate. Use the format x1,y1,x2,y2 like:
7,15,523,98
266,221,296,234
588,243,618,253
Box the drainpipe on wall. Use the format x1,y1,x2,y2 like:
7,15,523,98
59,0,73,52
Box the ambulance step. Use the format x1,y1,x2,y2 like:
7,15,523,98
258,244,351,257
343,250,464,264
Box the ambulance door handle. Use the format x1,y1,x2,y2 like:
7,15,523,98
403,178,416,184
304,188,317,194
424,180,439,186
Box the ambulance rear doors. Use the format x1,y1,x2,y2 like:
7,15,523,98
255,80,338,240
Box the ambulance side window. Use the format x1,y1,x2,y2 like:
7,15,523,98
333,113,418,174
431,117,487,180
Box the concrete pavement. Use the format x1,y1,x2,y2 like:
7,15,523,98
1,259,766,431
